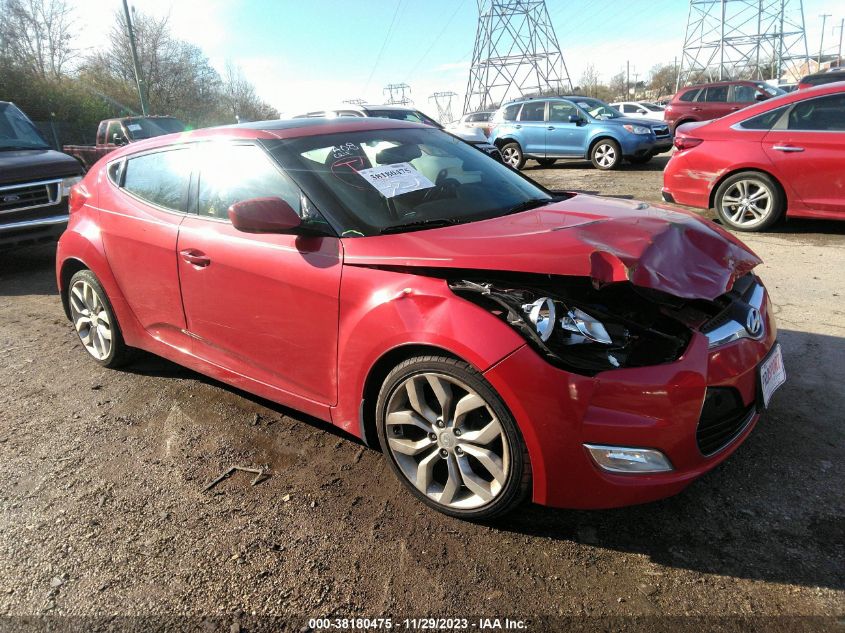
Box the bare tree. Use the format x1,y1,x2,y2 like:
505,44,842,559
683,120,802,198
579,64,600,98
648,63,680,99
221,61,279,122
0,0,75,78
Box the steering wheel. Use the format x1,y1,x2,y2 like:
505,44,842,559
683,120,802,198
422,168,460,203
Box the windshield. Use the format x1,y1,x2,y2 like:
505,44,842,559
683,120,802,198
0,103,49,150
569,98,622,120
757,83,786,97
123,117,186,140
269,127,552,237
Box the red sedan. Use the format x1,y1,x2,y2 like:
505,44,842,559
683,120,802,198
57,117,785,519
663,82,845,231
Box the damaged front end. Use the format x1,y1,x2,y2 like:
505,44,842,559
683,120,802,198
450,273,743,376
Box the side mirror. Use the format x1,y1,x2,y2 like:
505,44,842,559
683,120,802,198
568,114,583,124
228,197,301,234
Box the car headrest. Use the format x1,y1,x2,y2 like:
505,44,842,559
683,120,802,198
376,144,422,165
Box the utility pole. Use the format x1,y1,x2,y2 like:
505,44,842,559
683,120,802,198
818,14,831,66
836,18,844,67
122,0,148,115
633,72,640,100
626,60,630,98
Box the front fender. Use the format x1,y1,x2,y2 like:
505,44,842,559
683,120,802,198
331,265,526,437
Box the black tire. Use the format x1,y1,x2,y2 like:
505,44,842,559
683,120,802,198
375,355,531,520
536,158,557,167
500,142,526,170
68,269,132,368
628,154,653,165
590,139,622,170
713,171,785,232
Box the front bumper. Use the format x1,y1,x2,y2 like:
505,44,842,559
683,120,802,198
0,200,69,249
483,289,777,509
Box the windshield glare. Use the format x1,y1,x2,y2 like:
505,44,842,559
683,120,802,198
570,98,621,120
0,103,49,150
270,128,551,237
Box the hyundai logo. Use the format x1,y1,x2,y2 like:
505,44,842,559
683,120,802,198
2,194,21,203
745,308,763,338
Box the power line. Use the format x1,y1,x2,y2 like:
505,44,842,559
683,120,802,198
405,0,467,81
362,0,405,97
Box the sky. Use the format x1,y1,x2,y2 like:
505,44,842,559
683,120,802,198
71,0,844,119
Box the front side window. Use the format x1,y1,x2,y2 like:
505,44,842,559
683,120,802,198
622,104,638,113
518,101,546,122
123,148,192,211
196,143,303,220
787,94,845,131
732,84,757,102
269,128,552,237
549,102,577,121
571,98,621,120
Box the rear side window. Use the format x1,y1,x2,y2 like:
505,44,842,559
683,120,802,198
738,107,787,130
705,86,729,102
519,101,546,121
500,103,520,121
196,143,302,221
787,94,845,131
679,89,700,102
123,148,192,211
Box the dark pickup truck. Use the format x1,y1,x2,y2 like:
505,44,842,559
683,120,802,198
63,115,186,171
0,101,83,249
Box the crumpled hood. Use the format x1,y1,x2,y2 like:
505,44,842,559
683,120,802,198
341,195,762,301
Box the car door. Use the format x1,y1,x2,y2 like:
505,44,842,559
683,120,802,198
763,92,845,214
702,85,733,120
515,100,548,157
546,101,589,156
98,147,192,347
176,141,342,406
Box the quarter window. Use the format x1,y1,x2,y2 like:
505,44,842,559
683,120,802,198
196,143,302,221
123,148,192,211
519,101,546,122
787,94,845,131
679,89,700,102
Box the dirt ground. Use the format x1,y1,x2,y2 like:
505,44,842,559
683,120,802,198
0,155,842,632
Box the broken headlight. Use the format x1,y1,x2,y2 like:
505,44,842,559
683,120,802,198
450,278,692,375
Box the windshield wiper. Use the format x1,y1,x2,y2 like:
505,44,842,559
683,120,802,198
504,197,556,216
379,218,460,235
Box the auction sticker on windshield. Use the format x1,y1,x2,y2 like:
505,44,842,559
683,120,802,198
127,124,142,132
358,162,435,198
759,343,786,408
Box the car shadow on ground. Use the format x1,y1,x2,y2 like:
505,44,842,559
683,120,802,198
0,244,59,297
525,155,672,173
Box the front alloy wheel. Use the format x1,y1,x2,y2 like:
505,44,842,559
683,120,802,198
376,356,529,519
590,139,621,170
499,142,526,170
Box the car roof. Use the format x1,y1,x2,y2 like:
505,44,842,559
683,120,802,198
104,117,428,158
678,79,761,92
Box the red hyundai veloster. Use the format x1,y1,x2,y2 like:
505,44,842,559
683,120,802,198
57,118,785,519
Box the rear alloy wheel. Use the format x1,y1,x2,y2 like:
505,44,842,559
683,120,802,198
590,139,621,170
376,356,529,519
714,172,785,232
536,158,557,168
500,142,526,170
68,269,130,367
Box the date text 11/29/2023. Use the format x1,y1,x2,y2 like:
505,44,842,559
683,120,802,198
306,617,528,630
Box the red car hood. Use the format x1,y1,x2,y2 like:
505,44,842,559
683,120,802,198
341,194,761,301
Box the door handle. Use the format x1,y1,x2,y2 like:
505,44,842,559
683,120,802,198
692,107,702,111
514,124,522,129
772,145,804,152
547,126,556,130
180,249,211,267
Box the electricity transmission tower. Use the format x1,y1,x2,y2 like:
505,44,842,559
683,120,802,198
429,91,458,124
343,98,366,105
464,0,571,115
677,0,809,88
384,83,413,105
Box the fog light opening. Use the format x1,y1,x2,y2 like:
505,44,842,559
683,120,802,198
584,444,674,474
